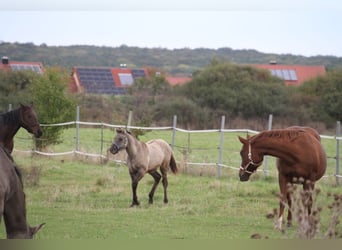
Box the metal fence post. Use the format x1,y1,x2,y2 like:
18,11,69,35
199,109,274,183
100,123,104,159
217,115,225,178
171,115,177,150
336,121,340,186
127,110,133,131
75,106,80,152
263,114,273,178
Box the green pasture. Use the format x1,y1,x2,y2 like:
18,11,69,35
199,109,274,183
1,127,341,239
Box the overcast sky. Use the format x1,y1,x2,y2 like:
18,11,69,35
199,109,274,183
1,0,342,57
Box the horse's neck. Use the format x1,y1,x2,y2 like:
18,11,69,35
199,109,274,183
126,133,144,157
0,109,21,141
253,135,296,160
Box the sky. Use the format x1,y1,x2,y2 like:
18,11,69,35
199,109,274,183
1,0,342,57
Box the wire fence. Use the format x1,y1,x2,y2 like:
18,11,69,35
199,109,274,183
12,108,342,185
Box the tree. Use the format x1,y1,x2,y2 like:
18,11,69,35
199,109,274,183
125,73,171,126
28,67,77,149
299,68,342,127
180,60,289,121
0,70,38,110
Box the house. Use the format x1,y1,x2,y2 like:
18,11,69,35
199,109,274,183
252,63,326,86
71,66,148,94
165,76,192,86
0,56,44,74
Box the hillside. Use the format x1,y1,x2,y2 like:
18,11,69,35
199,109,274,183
1,42,342,74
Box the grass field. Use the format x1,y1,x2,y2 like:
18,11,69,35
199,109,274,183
1,128,341,239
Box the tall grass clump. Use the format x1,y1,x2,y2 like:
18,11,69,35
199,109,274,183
268,180,342,239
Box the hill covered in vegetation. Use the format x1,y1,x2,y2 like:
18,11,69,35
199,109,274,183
1,42,342,75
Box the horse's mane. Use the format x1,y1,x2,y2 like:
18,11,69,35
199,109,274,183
254,129,302,141
0,109,20,125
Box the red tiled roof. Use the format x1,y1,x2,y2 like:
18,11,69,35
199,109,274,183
72,66,148,94
166,76,192,86
253,64,326,86
111,68,133,87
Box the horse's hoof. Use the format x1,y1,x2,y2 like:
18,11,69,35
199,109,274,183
130,201,140,207
164,199,168,204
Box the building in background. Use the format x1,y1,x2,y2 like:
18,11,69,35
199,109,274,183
71,66,148,94
0,56,44,74
252,62,326,86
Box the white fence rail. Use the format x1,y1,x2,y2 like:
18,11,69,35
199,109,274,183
12,108,342,185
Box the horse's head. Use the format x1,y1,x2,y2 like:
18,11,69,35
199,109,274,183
238,135,263,182
7,223,45,239
109,128,128,154
19,103,43,138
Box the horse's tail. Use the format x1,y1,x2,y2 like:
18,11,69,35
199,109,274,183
170,153,178,174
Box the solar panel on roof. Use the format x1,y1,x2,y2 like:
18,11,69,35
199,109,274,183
77,67,118,94
282,70,290,80
269,69,298,81
118,73,134,85
10,64,43,74
131,69,146,78
288,70,298,81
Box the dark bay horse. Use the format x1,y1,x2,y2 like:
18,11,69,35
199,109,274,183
109,128,178,207
238,127,326,230
0,145,45,238
0,104,42,154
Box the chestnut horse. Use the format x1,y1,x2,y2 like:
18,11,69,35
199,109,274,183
109,128,178,207
0,145,45,238
0,104,42,154
238,127,326,230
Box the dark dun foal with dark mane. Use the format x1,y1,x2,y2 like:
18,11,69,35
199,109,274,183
0,146,44,238
238,126,326,230
0,103,42,154
109,128,178,207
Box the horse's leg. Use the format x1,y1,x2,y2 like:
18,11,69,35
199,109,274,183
161,167,168,204
303,181,315,215
276,174,288,230
148,171,161,204
286,191,292,227
129,169,145,207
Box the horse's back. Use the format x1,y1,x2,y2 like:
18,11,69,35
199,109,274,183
287,126,321,141
279,127,326,181
146,139,173,168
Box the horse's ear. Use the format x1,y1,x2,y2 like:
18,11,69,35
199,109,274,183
30,223,45,236
238,136,247,144
116,128,124,134
20,103,32,109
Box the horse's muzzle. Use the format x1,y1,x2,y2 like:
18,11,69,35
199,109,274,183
34,129,43,138
109,144,119,154
239,172,250,182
